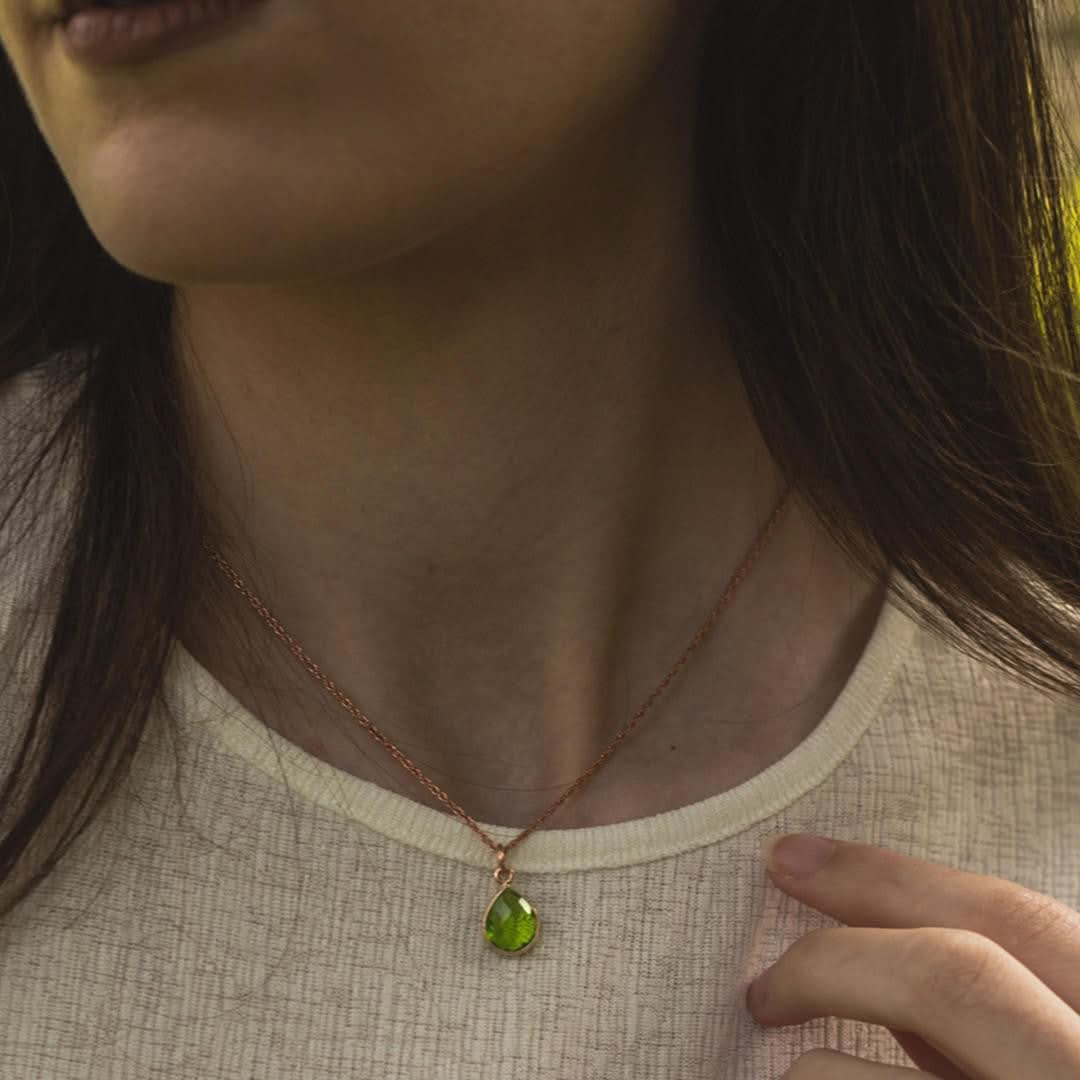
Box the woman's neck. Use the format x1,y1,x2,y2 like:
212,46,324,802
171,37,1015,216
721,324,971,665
171,100,885,827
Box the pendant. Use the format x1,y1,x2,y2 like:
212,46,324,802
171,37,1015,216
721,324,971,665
482,847,539,954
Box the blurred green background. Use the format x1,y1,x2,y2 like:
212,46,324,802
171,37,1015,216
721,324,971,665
1041,0,1080,301
1046,0,1080,146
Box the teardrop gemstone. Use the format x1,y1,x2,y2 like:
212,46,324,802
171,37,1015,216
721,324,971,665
483,885,539,953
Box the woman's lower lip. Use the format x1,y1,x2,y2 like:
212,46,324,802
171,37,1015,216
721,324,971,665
56,0,264,67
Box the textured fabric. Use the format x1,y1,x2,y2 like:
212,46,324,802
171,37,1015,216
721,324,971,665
0,363,1077,1079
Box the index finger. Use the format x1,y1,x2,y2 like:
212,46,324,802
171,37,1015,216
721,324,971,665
764,837,1080,1012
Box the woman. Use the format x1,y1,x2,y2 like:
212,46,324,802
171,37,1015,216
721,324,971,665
0,0,1077,1076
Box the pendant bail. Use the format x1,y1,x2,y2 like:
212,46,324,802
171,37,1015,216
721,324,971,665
493,844,514,886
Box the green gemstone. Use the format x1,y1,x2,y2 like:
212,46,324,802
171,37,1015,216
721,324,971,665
484,886,539,953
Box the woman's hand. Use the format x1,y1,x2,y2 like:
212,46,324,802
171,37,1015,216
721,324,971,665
746,834,1080,1078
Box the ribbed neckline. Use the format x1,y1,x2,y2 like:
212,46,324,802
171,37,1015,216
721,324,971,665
166,568,920,873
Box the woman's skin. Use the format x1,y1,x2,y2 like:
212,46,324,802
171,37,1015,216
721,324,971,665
2,0,887,829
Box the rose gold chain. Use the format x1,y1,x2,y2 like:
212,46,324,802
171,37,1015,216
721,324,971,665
201,485,792,862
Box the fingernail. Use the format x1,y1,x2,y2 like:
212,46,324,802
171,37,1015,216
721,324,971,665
746,972,769,1013
765,833,837,878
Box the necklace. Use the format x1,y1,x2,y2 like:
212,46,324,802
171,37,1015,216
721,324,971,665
201,485,792,955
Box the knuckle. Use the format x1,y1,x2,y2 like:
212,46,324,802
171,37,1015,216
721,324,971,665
984,883,1079,951
905,927,1006,1014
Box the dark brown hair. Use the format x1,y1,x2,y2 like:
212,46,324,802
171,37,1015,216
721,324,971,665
1,0,1079,919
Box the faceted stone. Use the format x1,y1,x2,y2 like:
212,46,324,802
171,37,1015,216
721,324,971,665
483,886,539,953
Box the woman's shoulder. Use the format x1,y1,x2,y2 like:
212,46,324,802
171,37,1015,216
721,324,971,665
0,356,83,768
0,353,82,612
